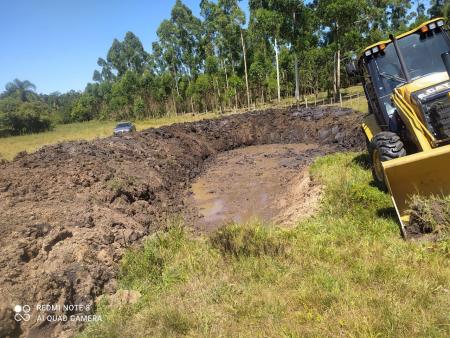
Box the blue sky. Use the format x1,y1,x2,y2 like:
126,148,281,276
0,0,249,94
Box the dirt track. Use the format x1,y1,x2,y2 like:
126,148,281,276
0,106,364,337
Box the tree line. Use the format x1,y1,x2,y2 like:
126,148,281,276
0,0,448,135
0,79,80,135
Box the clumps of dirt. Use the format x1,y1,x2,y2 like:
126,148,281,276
0,106,364,337
406,195,450,239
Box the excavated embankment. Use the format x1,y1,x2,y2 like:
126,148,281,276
0,106,364,337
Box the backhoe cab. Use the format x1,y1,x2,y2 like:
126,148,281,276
349,18,450,237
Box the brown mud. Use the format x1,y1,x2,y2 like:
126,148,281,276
0,106,364,337
186,144,327,231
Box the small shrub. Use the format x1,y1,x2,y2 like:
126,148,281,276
210,222,286,258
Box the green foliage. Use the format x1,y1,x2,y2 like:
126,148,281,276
0,80,81,135
71,94,98,122
0,98,52,135
429,0,450,19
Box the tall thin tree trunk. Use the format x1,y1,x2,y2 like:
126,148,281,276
336,48,341,98
223,59,229,91
333,52,337,98
171,92,178,116
335,21,341,99
292,9,300,101
173,68,180,97
274,38,281,103
241,29,251,108
215,77,223,114
231,62,238,109
294,53,300,100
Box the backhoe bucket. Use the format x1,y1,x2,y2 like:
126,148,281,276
382,144,450,236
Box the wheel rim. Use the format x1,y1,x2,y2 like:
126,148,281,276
372,149,384,183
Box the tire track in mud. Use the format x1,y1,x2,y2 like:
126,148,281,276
0,106,364,337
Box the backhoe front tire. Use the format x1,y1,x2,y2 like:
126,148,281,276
369,132,406,190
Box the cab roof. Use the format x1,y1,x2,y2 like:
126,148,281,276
361,17,446,57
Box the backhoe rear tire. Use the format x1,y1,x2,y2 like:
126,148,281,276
369,132,406,190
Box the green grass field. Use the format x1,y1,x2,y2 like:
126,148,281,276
341,95,369,113
79,153,450,338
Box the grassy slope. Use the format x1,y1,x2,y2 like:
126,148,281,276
79,153,450,338
0,86,365,161
0,113,219,161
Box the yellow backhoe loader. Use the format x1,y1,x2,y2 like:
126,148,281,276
346,17,450,237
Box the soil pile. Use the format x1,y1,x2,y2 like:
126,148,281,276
406,195,450,239
0,106,364,337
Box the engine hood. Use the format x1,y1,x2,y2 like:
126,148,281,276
397,72,449,105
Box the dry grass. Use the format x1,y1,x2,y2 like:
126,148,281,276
79,153,450,338
340,95,369,113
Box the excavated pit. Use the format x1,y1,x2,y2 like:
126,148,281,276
0,106,364,337
186,143,328,231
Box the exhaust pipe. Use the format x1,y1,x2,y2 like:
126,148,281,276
442,51,450,78
389,34,412,83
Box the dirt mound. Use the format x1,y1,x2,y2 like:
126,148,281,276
406,195,450,239
0,106,364,337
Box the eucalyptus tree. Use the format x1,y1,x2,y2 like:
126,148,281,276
170,0,203,112
252,0,313,100
315,0,368,97
249,4,283,102
94,32,149,81
218,0,250,107
155,19,182,114
200,0,251,108
429,0,449,18
388,0,414,32
171,0,203,79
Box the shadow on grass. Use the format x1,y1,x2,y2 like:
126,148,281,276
351,153,370,169
376,207,398,221
376,207,403,237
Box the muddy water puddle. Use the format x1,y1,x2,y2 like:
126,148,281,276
187,144,323,231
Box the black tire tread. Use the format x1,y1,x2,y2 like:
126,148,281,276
430,101,450,138
372,132,407,160
368,131,406,189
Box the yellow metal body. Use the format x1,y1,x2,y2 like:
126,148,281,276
362,114,381,141
361,18,450,237
383,145,450,232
